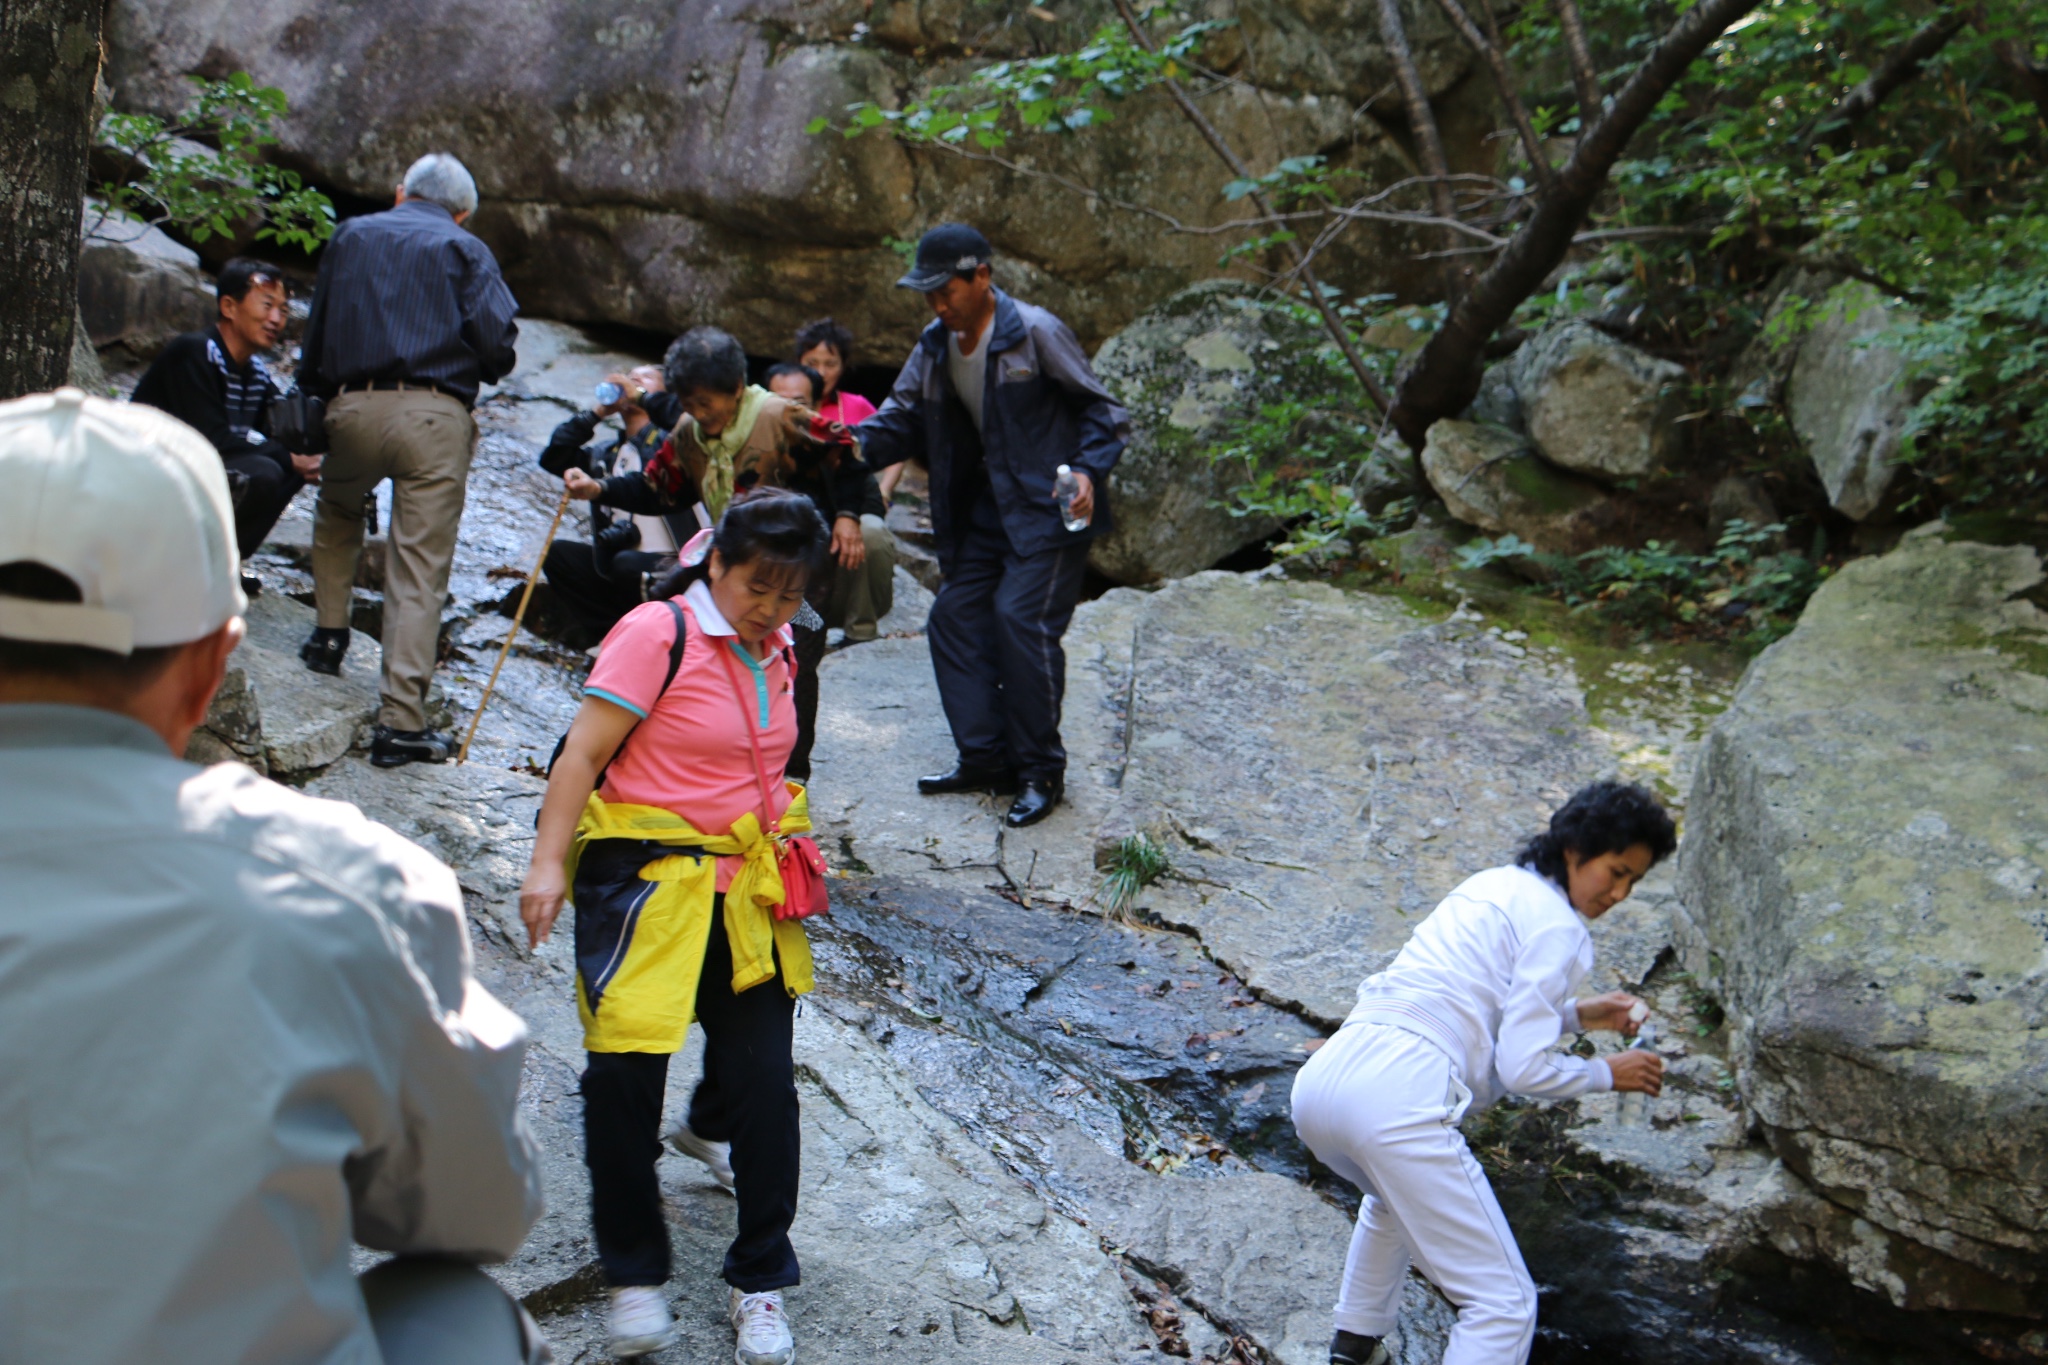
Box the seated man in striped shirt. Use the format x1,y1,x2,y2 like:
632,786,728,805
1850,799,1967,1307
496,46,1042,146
130,258,322,600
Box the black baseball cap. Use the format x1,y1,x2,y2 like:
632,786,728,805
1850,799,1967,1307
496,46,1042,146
896,223,994,292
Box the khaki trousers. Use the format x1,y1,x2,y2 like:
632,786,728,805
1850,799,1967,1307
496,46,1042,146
315,389,476,731
824,513,897,642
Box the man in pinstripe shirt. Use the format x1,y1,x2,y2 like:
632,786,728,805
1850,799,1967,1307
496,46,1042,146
298,153,519,768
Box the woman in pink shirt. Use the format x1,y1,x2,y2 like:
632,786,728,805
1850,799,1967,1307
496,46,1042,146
519,488,830,1364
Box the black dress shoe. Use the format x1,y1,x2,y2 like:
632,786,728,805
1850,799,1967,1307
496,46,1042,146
239,571,263,600
1330,1331,1388,1365
1004,778,1062,828
917,763,1020,796
370,726,454,768
300,626,350,676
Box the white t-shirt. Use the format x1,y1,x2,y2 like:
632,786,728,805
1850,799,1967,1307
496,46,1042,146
609,434,678,552
947,317,994,434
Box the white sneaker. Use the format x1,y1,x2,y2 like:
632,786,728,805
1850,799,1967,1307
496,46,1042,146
607,1286,676,1358
665,1122,736,1192
729,1287,795,1365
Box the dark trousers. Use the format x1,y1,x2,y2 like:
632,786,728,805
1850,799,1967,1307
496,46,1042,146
225,450,303,559
787,617,827,783
926,499,1091,782
581,904,801,1293
541,540,643,648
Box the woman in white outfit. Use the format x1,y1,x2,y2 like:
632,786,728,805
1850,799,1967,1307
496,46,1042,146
1291,781,1676,1365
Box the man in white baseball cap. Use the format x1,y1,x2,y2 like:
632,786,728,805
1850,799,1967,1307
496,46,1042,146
0,388,552,1363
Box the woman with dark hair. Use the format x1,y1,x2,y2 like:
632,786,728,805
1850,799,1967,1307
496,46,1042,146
518,488,832,1365
1290,781,1678,1365
793,317,877,431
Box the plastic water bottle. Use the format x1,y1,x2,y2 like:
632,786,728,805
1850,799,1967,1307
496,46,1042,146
1055,464,1089,531
1616,1019,1658,1127
595,380,624,408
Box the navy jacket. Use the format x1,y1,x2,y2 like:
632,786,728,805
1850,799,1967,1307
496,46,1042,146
858,290,1129,565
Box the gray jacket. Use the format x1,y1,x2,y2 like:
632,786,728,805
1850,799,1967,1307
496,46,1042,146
857,289,1130,566
0,705,543,1364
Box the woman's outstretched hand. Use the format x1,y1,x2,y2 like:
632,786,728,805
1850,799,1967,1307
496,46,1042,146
520,869,566,950
1575,990,1647,1035
1607,1048,1665,1096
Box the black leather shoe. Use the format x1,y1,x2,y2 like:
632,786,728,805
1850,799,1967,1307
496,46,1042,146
300,626,349,676
917,764,1020,796
239,571,263,600
1330,1330,1389,1365
370,726,454,768
1004,778,1062,828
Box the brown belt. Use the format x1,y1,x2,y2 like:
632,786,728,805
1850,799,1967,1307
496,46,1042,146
338,379,469,407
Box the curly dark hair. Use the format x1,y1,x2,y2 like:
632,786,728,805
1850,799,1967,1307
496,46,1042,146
793,317,855,369
1516,780,1677,886
663,326,747,398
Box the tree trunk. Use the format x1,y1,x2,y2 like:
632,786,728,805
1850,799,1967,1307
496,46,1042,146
1388,0,1757,449
0,0,105,401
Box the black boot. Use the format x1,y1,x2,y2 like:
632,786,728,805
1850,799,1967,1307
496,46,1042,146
1004,777,1062,828
1330,1330,1388,1365
917,763,1020,796
300,626,349,676
370,726,454,768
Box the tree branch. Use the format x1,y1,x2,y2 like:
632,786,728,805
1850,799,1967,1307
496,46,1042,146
1429,0,1555,188
1803,13,1967,150
1375,0,1466,279
1554,0,1605,122
1108,0,1393,413
1389,0,1759,448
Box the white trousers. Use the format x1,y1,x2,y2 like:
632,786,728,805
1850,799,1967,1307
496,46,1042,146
1291,1023,1537,1364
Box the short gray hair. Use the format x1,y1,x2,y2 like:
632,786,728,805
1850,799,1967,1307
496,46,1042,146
401,153,478,217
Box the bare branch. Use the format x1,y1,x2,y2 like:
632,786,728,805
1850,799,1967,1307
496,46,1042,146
1375,0,1465,278
1390,0,1759,447
1429,0,1555,188
1554,0,1605,121
1803,13,1967,150
1108,0,1393,413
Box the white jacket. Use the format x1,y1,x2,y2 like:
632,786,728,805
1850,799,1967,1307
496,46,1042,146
1347,863,1613,1112
0,705,543,1363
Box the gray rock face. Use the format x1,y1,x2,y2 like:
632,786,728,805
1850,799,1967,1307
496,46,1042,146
188,593,382,774
1785,280,1918,520
1677,526,2048,1314
104,0,1479,356
1420,418,1622,554
1510,320,1684,482
1088,283,1328,584
76,203,215,358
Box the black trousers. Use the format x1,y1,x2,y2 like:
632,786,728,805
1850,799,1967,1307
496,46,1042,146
581,897,801,1293
542,540,644,648
225,450,303,560
786,617,827,783
926,498,1091,783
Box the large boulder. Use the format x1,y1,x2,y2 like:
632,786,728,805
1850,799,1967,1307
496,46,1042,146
1786,279,1918,520
105,0,1485,356
76,203,215,358
1676,526,2048,1315
1509,319,1684,482
1420,418,1623,554
1089,282,1329,584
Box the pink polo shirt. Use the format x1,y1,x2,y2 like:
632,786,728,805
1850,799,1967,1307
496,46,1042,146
585,582,796,891
819,391,876,427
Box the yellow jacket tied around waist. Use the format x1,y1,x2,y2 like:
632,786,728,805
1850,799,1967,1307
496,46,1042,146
568,786,816,1053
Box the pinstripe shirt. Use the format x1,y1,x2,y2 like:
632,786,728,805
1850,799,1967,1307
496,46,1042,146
299,199,519,406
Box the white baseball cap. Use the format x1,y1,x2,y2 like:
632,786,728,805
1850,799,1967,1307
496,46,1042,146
0,388,244,653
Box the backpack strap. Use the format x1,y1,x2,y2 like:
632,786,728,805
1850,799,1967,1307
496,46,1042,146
547,599,689,783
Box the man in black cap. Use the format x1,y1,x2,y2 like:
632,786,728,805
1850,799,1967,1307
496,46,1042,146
857,224,1130,827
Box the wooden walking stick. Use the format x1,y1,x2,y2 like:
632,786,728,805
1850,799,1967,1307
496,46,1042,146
458,488,573,764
